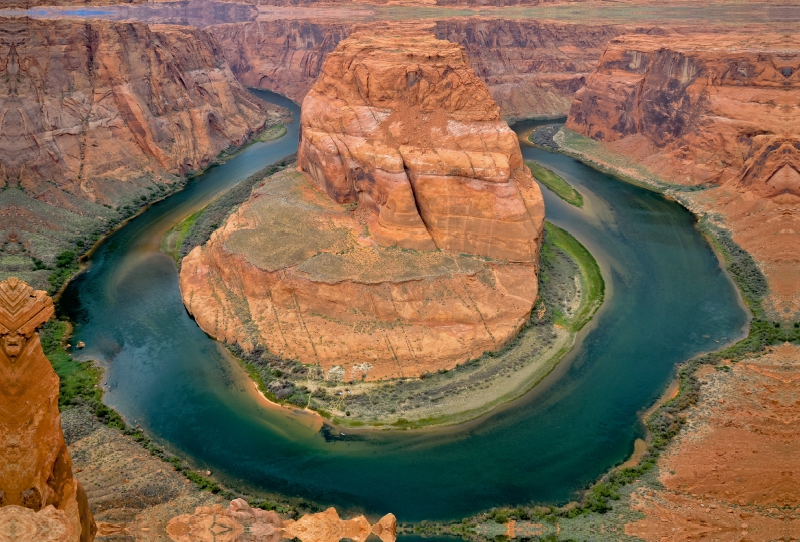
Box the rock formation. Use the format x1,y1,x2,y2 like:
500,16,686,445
208,18,642,119
0,18,287,287
566,33,800,318
180,31,544,379
567,33,800,191
166,499,396,542
0,278,95,541
298,31,543,260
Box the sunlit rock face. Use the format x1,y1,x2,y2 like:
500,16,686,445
180,31,544,379
207,18,641,120
0,18,287,287
566,33,800,319
0,278,96,541
298,31,544,261
566,33,800,194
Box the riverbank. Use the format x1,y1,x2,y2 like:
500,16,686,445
414,123,798,539
191,218,604,432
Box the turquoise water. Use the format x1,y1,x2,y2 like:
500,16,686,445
60,98,748,522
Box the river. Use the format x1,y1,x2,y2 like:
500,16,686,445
60,93,748,522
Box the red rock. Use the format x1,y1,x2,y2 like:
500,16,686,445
209,18,644,120
0,18,287,282
0,278,96,541
166,500,389,542
180,31,544,378
298,30,544,262
566,32,800,319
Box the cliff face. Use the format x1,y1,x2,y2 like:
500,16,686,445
0,18,286,287
180,31,544,379
208,19,638,119
0,278,95,541
566,33,800,318
567,34,800,191
298,31,543,261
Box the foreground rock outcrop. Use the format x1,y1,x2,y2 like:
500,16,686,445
0,278,95,541
0,18,287,287
166,500,396,542
566,33,800,318
181,31,544,379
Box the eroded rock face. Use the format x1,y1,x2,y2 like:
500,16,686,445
0,278,95,541
208,19,639,120
180,31,544,379
566,33,800,319
166,500,396,542
566,34,800,192
180,168,540,379
0,18,286,286
298,31,543,261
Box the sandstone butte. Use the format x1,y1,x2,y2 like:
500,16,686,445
0,278,96,541
566,33,800,320
166,499,396,542
208,18,654,121
180,31,545,380
0,18,286,284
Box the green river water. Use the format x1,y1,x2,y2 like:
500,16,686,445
60,94,748,522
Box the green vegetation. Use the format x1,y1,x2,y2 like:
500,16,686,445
526,161,584,207
161,207,206,263
540,222,604,331
216,125,288,163
42,320,125,428
437,208,800,534
43,319,310,513
225,220,605,431
170,154,297,263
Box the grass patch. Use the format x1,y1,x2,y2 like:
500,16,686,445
526,161,583,207
543,222,604,331
173,154,297,263
161,207,206,263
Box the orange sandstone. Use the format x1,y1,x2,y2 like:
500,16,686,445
298,31,543,261
0,278,96,541
166,499,396,542
566,33,800,318
180,31,544,379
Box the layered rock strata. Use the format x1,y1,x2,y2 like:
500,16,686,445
0,278,95,541
0,18,287,286
566,33,800,318
207,19,640,119
180,32,544,379
298,31,543,260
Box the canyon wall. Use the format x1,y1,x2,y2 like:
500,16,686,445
180,31,544,380
0,278,95,541
0,18,286,286
566,33,800,318
208,18,640,119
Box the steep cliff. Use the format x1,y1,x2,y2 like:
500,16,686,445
0,278,95,541
0,18,287,287
207,18,639,119
180,31,544,379
566,33,800,317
